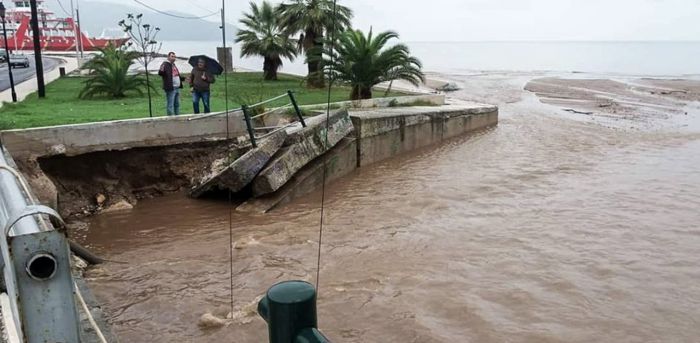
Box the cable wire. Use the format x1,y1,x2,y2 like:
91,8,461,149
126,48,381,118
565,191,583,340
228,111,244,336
54,0,73,17
220,0,235,317
315,0,339,293
133,0,219,19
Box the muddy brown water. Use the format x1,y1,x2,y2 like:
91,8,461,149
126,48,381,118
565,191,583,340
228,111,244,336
76,73,700,342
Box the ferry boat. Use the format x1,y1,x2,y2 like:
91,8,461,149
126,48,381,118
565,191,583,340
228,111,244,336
0,0,128,52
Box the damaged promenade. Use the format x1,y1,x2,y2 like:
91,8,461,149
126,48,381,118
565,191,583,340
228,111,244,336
0,94,498,219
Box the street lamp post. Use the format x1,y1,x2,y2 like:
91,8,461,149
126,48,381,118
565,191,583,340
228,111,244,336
0,2,18,102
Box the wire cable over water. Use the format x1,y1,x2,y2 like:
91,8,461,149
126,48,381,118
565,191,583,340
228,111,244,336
218,0,235,316
315,0,340,294
133,0,220,19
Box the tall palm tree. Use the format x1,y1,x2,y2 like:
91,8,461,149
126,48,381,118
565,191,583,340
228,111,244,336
79,44,150,99
236,1,297,81
276,0,353,88
325,29,425,100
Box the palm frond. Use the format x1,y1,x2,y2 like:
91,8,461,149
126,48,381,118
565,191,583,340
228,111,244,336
323,29,425,99
80,44,150,99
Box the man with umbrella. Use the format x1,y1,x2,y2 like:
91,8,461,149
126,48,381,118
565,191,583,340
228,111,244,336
187,55,223,114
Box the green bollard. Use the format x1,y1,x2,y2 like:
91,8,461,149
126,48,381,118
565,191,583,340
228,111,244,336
258,281,330,343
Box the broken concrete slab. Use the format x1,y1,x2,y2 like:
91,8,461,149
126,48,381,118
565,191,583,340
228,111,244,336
189,130,287,198
237,137,357,214
251,109,354,197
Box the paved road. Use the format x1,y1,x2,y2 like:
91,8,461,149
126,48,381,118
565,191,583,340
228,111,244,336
0,56,60,92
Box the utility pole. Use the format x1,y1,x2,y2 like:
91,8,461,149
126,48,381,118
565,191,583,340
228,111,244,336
75,1,83,58
29,0,45,98
69,0,79,63
0,2,18,102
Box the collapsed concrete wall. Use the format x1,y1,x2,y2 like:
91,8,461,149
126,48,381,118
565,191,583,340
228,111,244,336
35,141,242,217
252,109,354,196
2,100,498,218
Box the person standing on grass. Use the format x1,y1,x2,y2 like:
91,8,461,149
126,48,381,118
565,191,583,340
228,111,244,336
158,52,184,115
188,58,216,114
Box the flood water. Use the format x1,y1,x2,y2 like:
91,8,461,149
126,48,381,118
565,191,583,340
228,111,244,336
77,73,700,342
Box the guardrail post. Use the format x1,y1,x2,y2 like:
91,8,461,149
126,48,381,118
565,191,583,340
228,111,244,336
0,154,81,342
287,90,307,128
241,105,258,148
257,281,330,343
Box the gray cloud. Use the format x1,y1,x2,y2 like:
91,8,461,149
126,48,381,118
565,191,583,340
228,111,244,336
89,0,700,41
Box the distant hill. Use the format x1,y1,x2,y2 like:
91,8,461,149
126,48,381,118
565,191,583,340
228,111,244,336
44,1,236,41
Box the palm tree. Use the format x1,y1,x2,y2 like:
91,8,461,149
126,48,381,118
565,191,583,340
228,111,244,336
236,1,297,81
79,44,150,99
325,29,425,100
276,0,353,88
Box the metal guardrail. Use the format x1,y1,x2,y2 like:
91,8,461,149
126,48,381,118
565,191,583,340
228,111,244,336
0,149,81,342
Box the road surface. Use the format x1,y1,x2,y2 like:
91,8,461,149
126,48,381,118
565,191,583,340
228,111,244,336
0,56,60,92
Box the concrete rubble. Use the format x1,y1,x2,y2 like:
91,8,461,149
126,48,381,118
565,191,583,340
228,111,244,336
251,109,355,197
189,130,287,198
237,137,357,214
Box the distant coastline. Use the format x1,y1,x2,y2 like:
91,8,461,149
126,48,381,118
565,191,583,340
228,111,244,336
160,40,700,77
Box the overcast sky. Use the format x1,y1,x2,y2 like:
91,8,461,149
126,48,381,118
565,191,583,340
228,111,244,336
93,0,700,41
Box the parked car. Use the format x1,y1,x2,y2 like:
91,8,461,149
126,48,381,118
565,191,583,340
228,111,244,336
0,49,7,63
9,54,30,68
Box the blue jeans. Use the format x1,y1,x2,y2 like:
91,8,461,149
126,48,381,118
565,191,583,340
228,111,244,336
165,89,180,116
192,91,211,114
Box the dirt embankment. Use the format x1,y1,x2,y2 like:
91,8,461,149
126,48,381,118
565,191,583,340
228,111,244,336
35,141,243,218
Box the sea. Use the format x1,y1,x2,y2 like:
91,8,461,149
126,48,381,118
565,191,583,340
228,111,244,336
84,39,700,342
162,40,700,77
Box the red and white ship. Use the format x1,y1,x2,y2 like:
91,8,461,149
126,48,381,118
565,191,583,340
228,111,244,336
1,0,128,52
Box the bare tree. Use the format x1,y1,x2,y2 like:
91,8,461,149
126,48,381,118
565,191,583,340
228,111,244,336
119,13,162,117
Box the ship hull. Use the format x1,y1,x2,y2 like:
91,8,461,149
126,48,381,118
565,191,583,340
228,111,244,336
0,11,129,52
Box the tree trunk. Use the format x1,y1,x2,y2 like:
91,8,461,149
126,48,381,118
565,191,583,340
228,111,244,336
385,80,394,97
304,28,325,89
351,86,373,100
263,57,278,81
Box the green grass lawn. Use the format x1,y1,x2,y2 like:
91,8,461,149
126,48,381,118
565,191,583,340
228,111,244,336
0,72,402,130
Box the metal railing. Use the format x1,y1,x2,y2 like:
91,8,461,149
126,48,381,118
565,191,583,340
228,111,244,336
242,90,307,148
0,149,81,343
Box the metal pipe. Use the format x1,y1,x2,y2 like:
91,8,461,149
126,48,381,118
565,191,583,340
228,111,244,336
249,103,292,120
25,253,57,281
187,107,243,121
248,93,289,109
255,123,298,140
241,105,257,148
288,90,307,127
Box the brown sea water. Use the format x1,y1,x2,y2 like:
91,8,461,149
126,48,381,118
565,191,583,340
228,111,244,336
75,72,700,342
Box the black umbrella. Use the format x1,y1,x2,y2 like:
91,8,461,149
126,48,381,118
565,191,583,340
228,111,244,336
188,55,224,75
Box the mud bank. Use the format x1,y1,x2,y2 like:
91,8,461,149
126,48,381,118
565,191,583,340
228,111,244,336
37,140,243,218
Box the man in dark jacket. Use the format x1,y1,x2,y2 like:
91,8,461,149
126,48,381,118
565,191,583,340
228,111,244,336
188,58,216,114
158,52,184,115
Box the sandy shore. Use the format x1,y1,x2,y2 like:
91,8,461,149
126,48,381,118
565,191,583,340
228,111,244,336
423,70,700,131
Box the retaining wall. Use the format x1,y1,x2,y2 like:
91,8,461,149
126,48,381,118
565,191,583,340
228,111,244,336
351,103,499,167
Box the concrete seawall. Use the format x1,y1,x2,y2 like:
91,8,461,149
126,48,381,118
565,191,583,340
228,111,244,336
351,104,499,167
1,97,498,216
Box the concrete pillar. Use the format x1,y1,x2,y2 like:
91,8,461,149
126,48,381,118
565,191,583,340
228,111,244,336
217,47,233,72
